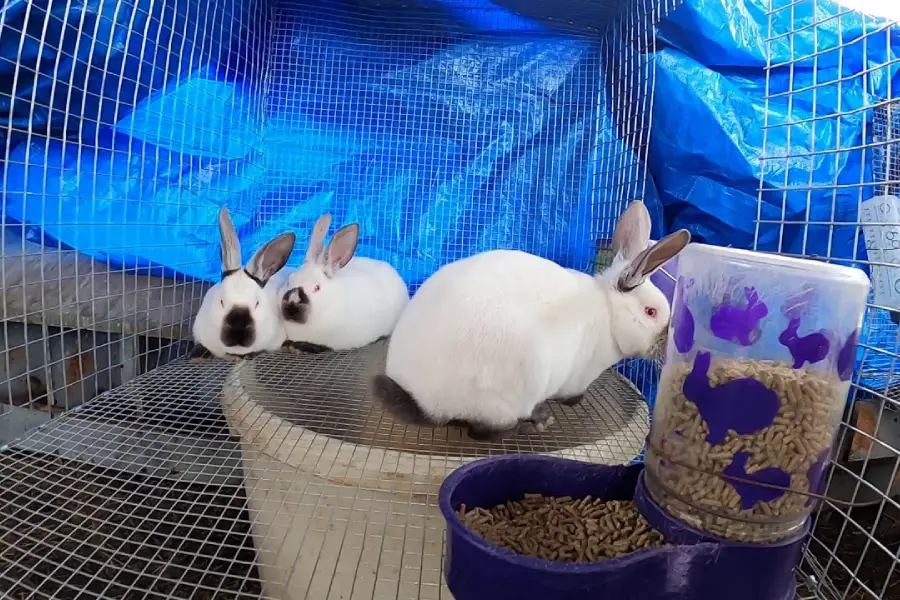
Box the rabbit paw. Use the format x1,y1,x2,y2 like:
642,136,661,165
530,416,556,433
556,394,584,407
466,421,519,442
521,402,555,433
281,341,333,354
189,344,214,363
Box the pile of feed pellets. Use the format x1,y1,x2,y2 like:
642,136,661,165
459,494,666,563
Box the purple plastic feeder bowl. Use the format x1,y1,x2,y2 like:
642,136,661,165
439,456,807,600
634,471,807,600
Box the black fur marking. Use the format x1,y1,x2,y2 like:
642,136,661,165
221,307,256,347
282,340,332,354
281,287,310,323
617,279,639,293
281,302,307,323
190,343,214,360
468,403,554,440
372,374,432,425
467,422,519,442
244,269,265,287
557,394,584,407
220,268,265,287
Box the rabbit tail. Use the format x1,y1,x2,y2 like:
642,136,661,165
373,374,433,425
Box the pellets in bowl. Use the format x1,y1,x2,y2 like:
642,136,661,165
645,354,847,543
458,494,666,563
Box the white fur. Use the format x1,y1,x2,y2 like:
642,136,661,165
279,214,410,350
192,207,296,358
192,275,287,357
382,201,690,429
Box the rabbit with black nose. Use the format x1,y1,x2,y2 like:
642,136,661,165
280,286,310,324
277,213,410,353
191,207,296,360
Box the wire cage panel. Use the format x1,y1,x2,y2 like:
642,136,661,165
0,0,678,598
756,2,900,599
0,0,272,425
4,0,899,598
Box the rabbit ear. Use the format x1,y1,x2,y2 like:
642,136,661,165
611,200,652,261
306,214,332,263
247,232,296,284
323,223,359,275
617,229,691,292
218,207,242,272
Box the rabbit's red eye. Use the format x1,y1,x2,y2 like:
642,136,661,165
645,307,658,318
313,284,320,293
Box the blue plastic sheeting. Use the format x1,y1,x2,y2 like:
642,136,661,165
2,131,266,279
640,0,900,392
4,0,637,287
4,0,897,394
113,70,265,161
648,0,899,260
0,0,264,147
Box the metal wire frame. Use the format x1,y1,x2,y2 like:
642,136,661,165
0,344,650,599
0,0,684,599
757,2,900,599
0,0,273,423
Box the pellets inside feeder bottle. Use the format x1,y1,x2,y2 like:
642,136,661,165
459,495,666,563
647,355,845,542
644,244,870,544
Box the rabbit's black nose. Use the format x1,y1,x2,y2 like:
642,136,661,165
282,287,310,324
222,307,256,347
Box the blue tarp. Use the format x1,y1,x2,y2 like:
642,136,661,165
3,0,622,286
641,0,900,393
649,0,900,262
2,0,898,390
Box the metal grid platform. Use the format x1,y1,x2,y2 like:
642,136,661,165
0,344,650,599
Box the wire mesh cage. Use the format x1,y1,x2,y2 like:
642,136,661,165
755,2,900,599
0,0,899,599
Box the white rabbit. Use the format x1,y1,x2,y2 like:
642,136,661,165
278,213,410,352
373,200,690,440
191,207,296,360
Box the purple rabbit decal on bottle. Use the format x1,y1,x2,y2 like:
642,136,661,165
723,452,791,510
683,351,781,445
778,318,831,369
710,286,769,346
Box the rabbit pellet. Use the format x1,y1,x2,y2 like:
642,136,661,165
647,356,843,543
459,495,665,562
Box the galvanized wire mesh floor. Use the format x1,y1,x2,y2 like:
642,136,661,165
0,341,649,599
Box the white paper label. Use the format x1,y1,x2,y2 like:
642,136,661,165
860,194,900,309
